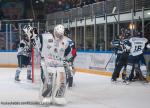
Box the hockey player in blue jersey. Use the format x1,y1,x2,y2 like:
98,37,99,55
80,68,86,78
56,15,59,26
124,31,150,84
63,28,77,87
111,28,130,82
64,40,77,87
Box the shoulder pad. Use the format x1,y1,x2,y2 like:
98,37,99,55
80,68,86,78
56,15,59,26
111,39,120,46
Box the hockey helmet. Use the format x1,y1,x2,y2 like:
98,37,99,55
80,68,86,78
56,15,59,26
135,31,143,37
64,28,71,36
54,24,65,40
120,28,125,34
124,29,131,38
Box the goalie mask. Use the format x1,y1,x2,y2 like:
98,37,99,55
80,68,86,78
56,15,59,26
54,24,65,40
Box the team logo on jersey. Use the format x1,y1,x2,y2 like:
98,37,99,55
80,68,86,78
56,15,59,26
48,39,53,43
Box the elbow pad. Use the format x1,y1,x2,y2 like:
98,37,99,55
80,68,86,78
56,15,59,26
146,43,150,49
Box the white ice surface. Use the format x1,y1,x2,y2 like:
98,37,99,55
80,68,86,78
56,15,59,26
0,68,150,108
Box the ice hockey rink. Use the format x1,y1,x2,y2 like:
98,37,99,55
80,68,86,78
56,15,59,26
0,68,150,108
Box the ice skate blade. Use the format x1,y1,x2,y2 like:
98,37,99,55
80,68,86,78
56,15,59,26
14,79,21,82
122,81,130,85
111,80,120,84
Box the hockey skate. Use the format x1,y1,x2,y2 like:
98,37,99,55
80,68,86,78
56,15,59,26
111,78,118,83
15,76,21,82
122,77,131,85
122,80,130,85
27,76,32,80
15,78,21,82
122,70,126,80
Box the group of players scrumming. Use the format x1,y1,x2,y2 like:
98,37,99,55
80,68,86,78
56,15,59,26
111,28,150,84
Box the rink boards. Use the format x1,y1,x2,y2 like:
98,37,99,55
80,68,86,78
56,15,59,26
74,51,150,76
0,50,150,78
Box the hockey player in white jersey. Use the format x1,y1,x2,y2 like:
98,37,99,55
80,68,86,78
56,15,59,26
15,25,39,81
39,24,69,105
124,31,150,84
15,25,33,81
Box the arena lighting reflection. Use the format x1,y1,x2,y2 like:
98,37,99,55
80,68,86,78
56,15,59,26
147,12,150,15
129,23,136,30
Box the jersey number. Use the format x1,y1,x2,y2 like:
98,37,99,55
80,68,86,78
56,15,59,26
134,45,142,52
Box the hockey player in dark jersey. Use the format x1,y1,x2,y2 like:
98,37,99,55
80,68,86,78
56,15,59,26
63,28,77,88
64,41,77,88
111,29,130,82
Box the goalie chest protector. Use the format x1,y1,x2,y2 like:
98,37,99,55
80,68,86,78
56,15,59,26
41,32,67,67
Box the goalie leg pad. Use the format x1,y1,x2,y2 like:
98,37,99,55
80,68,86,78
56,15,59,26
42,73,54,97
126,64,133,78
55,71,66,97
52,67,67,105
40,65,56,97
15,68,22,79
140,65,147,78
39,62,56,103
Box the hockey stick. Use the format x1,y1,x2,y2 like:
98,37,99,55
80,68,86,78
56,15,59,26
105,52,115,70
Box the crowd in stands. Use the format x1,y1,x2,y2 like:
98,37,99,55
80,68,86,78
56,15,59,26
46,0,105,13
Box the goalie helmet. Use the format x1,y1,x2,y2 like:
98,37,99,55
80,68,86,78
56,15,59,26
54,24,65,40
23,25,33,38
135,30,142,37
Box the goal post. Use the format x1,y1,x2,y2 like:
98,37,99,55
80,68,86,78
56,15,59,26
31,48,41,83
32,48,34,83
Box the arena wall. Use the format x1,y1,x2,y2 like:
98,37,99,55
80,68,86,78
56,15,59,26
0,51,150,77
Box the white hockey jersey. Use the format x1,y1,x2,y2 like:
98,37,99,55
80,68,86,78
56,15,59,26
41,32,69,67
128,37,148,56
17,39,31,57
